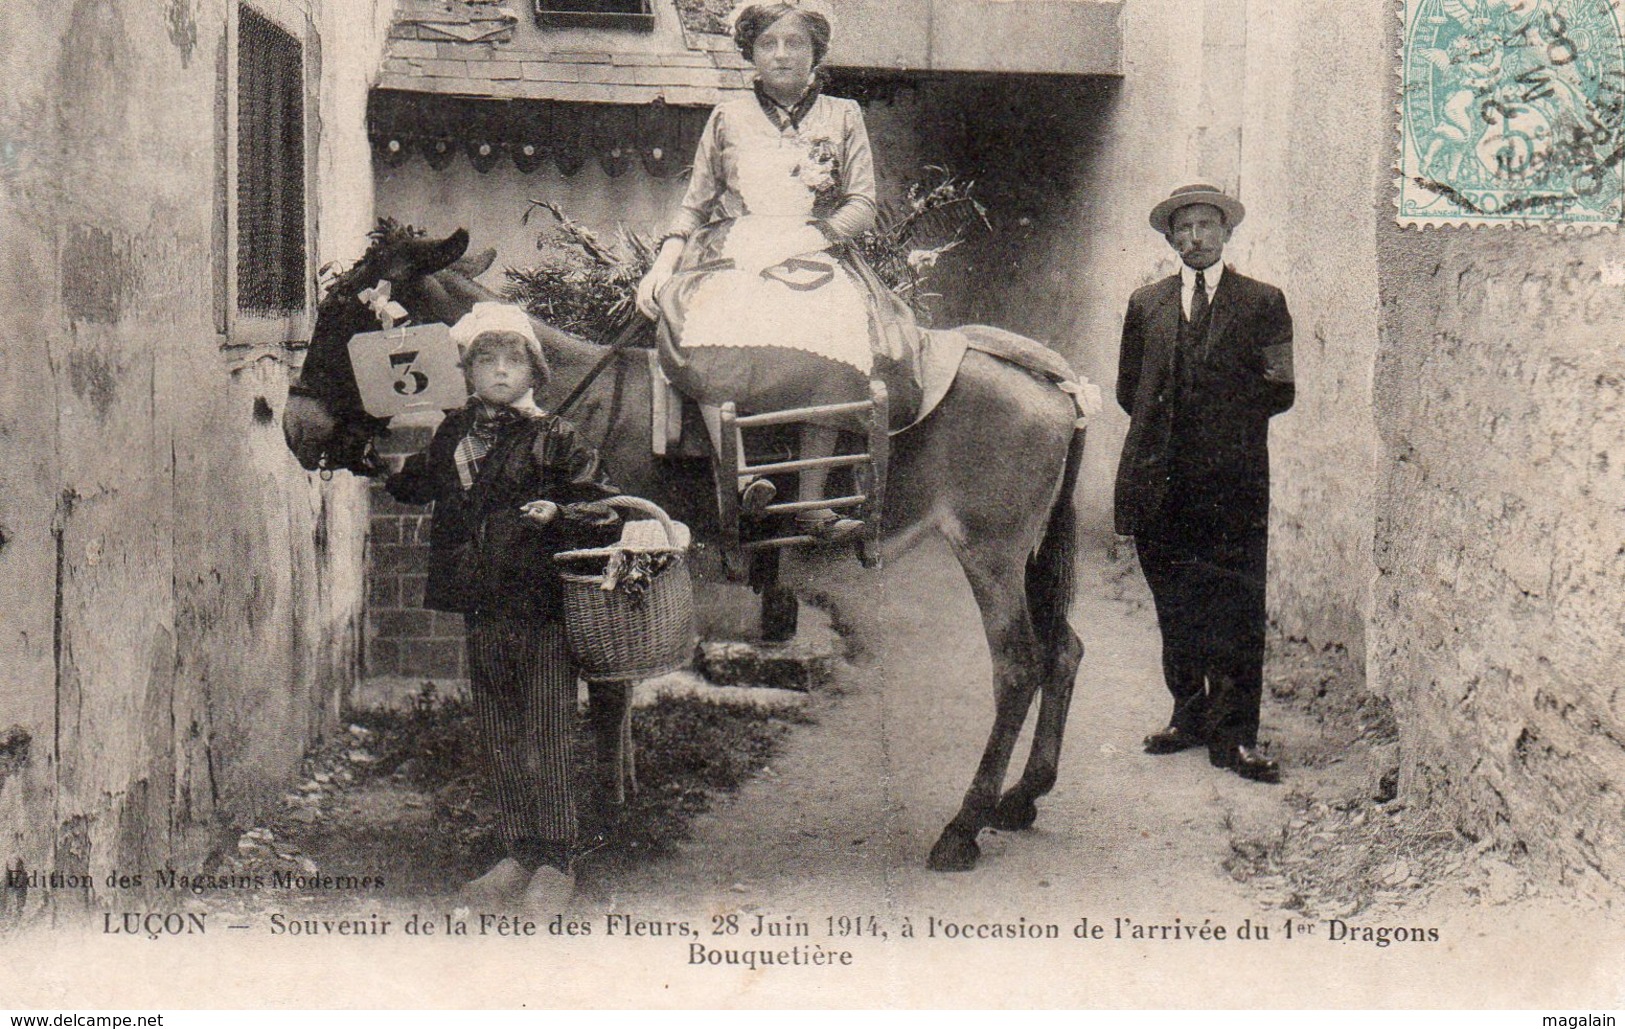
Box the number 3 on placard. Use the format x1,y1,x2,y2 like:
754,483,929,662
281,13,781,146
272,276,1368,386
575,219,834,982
390,350,429,396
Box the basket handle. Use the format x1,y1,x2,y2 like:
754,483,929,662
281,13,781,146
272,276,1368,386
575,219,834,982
602,495,683,548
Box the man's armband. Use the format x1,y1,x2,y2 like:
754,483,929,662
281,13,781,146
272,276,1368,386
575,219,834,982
1262,342,1294,385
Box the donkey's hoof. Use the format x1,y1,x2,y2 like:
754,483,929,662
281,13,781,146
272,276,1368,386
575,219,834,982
988,792,1039,832
926,829,980,872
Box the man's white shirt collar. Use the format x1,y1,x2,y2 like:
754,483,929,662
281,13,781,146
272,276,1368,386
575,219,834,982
1179,261,1224,319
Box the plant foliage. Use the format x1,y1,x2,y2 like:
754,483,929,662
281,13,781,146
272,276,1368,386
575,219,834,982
502,200,658,344
502,169,986,335
854,168,989,322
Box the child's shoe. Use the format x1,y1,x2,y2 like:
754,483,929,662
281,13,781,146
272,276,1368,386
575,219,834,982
520,865,576,917
458,857,530,908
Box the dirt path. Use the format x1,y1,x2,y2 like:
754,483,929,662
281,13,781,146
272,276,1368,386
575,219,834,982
13,542,1620,1008
596,540,1618,1006
606,541,1300,916
606,540,1277,913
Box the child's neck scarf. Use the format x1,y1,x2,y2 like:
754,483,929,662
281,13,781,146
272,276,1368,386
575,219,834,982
454,393,543,490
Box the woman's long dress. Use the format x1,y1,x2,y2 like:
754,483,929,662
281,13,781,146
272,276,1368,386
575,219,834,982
655,86,924,431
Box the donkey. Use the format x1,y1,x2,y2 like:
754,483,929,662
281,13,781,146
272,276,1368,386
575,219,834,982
284,226,1087,872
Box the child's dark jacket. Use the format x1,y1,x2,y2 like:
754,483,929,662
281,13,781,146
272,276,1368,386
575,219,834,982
386,407,620,620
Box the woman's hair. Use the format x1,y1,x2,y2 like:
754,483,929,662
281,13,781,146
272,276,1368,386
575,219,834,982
460,330,551,388
734,4,832,66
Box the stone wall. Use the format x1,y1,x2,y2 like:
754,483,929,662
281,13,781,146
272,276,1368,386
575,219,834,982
0,0,390,911
1372,208,1625,894
1226,0,1387,652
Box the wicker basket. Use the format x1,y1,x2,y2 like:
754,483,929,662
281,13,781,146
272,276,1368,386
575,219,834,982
554,496,696,683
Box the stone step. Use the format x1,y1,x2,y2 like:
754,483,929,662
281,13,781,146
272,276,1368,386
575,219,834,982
692,638,836,692
633,670,808,713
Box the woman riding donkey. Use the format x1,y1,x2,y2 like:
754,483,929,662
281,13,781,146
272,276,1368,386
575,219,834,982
636,0,925,545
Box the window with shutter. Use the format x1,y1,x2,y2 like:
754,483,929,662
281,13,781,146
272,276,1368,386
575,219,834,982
237,5,306,315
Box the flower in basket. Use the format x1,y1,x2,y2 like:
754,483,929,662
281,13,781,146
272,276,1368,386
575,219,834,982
600,550,679,601
906,241,960,273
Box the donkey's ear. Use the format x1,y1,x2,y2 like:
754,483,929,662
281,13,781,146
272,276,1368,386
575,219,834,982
451,246,497,279
422,228,471,274
384,228,470,281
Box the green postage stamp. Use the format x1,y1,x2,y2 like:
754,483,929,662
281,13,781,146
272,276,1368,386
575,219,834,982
1399,0,1625,227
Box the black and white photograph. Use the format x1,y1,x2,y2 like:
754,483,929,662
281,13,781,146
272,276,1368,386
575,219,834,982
1,0,1623,1011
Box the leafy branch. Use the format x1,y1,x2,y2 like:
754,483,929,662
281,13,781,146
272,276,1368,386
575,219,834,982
854,168,989,321
502,170,987,338
502,200,659,343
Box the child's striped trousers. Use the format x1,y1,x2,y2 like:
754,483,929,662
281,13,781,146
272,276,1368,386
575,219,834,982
465,614,577,872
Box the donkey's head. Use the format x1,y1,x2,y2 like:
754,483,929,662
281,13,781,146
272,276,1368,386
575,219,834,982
283,223,488,475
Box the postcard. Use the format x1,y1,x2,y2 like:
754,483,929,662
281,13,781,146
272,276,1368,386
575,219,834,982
2,0,1622,1010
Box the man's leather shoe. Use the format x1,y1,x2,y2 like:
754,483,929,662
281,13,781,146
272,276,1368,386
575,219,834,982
1210,744,1280,783
1143,725,1204,755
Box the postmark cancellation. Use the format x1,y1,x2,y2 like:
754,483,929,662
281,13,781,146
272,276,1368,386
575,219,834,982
1398,0,1625,227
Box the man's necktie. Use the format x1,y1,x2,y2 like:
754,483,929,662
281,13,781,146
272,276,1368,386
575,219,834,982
1191,269,1211,328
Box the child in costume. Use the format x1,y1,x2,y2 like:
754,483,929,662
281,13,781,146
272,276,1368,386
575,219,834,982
385,302,621,911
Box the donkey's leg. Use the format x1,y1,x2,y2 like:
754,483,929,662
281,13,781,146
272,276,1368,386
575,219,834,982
990,627,1083,831
993,423,1088,831
751,550,798,642
620,689,638,798
927,539,1047,872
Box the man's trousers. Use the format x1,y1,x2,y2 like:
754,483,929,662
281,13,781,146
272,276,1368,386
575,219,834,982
1136,523,1269,750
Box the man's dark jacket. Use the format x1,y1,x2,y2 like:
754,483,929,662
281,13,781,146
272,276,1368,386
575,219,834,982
386,408,620,619
1114,267,1294,539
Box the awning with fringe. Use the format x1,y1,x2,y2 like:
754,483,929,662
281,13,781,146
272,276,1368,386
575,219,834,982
367,78,915,177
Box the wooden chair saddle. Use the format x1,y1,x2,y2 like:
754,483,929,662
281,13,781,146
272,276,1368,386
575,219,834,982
711,380,890,581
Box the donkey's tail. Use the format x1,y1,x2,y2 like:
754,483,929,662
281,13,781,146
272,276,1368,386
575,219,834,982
1026,425,1085,674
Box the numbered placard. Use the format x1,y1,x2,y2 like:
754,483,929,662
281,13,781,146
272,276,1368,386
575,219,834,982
347,323,468,419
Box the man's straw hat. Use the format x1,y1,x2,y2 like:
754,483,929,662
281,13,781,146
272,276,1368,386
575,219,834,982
1149,183,1246,234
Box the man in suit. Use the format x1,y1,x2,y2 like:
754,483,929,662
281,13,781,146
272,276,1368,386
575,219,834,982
1115,184,1295,783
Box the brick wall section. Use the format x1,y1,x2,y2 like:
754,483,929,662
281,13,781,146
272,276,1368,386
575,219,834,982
367,422,467,680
